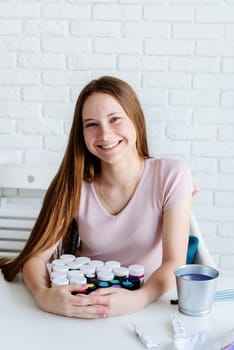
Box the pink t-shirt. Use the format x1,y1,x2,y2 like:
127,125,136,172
75,158,198,277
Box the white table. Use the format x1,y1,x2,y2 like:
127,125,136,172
0,271,233,350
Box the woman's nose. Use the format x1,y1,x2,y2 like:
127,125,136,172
98,123,112,137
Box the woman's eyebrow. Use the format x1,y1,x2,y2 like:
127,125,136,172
106,111,122,117
83,111,122,122
83,117,96,123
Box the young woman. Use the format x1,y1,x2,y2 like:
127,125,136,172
0,76,198,318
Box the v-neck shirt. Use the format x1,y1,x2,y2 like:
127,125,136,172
75,158,198,277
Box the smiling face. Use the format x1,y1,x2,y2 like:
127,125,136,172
82,92,138,165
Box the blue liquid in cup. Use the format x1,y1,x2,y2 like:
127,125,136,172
181,273,213,281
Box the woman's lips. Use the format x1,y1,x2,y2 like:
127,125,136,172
98,140,122,150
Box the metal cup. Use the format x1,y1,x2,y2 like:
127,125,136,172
174,264,219,317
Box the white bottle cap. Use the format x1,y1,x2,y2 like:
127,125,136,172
96,265,112,273
68,270,84,279
70,276,87,285
76,256,91,265
128,264,144,276
113,266,129,277
51,271,67,280
52,277,69,286
52,265,69,273
80,264,96,275
97,270,114,282
52,259,66,267
60,254,76,263
105,260,121,269
89,260,104,269
67,261,83,270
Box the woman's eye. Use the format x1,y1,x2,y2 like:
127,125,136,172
84,122,97,128
110,116,121,123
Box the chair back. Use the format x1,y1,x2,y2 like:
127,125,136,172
190,211,216,267
0,166,56,257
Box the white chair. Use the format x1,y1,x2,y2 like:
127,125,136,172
0,165,56,258
190,211,216,267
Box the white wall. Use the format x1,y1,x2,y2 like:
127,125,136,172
0,0,233,272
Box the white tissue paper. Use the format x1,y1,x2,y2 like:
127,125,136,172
170,327,234,350
170,330,208,350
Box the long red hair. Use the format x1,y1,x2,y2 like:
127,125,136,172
0,76,149,281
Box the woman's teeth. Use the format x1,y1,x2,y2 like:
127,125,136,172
100,141,120,149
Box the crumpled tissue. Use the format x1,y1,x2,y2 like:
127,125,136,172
170,328,234,350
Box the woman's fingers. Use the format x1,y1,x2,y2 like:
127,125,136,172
69,303,109,319
90,286,117,296
54,284,137,318
69,291,108,307
36,284,109,319
67,283,89,294
60,284,110,318
69,294,109,318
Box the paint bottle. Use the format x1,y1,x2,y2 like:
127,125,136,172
69,275,87,285
97,281,110,288
85,283,97,294
52,265,69,274
69,276,89,295
69,275,87,295
76,256,91,265
51,271,68,280
128,264,144,289
97,270,114,283
96,265,112,274
60,254,76,264
68,269,84,281
51,277,69,287
89,260,104,271
80,265,99,286
121,280,135,291
109,279,122,288
52,259,66,268
80,264,96,276
67,261,83,271
105,260,121,270
113,266,129,282
86,273,99,285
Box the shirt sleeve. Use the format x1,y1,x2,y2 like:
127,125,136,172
159,159,199,211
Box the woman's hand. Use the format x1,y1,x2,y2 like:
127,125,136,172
35,285,145,318
88,287,146,317
34,284,110,319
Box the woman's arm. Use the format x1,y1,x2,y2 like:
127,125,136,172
22,245,109,318
90,194,192,316
22,244,57,295
139,193,192,305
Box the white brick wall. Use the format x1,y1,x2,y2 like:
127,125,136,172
0,0,233,272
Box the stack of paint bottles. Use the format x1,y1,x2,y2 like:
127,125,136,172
47,254,144,294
